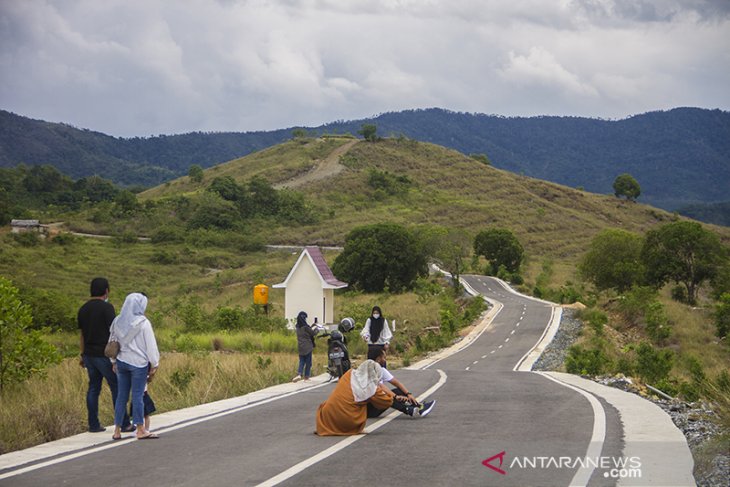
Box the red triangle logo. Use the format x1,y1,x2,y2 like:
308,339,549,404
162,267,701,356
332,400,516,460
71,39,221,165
482,450,507,475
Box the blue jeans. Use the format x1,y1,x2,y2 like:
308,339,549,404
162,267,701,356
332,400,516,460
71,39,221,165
115,360,148,427
297,352,312,378
83,355,130,430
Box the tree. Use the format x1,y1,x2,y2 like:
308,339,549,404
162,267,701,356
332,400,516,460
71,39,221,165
188,164,204,183
640,221,728,304
414,226,470,291
332,223,428,292
0,277,61,390
474,228,524,275
208,176,246,203
187,193,240,230
113,190,140,216
291,128,308,139
613,173,641,201
358,124,378,142
579,229,644,292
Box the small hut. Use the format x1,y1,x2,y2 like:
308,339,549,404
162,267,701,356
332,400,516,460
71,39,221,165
10,219,47,235
273,246,348,328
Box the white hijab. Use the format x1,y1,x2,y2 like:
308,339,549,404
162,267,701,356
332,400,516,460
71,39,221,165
111,293,148,346
350,360,383,403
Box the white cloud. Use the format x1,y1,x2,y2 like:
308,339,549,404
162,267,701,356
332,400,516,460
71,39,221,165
499,46,598,96
0,0,728,136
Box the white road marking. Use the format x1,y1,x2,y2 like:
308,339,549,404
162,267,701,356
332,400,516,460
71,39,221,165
505,338,510,342
257,369,448,487
498,345,503,349
481,355,487,359
465,367,470,371
473,361,479,365
510,330,516,335
0,379,336,480
536,372,606,487
490,350,495,354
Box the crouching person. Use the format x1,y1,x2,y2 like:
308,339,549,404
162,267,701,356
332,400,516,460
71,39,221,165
316,360,393,436
366,347,435,419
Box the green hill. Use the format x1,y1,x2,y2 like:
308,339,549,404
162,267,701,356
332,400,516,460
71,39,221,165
2,107,729,214
139,136,730,265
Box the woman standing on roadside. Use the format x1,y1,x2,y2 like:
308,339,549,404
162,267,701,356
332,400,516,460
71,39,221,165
360,306,392,364
110,293,160,440
293,311,319,382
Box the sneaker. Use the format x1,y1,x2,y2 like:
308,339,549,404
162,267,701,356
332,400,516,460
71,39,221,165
89,426,106,433
406,405,420,418
292,375,302,383
418,400,436,418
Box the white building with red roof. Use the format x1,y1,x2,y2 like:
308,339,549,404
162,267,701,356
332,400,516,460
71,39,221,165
273,246,348,328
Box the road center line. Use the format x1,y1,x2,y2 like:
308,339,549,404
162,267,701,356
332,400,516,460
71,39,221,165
256,370,448,487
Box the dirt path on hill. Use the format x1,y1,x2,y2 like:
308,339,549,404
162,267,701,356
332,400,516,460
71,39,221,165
274,139,358,189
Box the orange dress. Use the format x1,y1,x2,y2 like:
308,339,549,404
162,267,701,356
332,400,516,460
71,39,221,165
316,370,394,436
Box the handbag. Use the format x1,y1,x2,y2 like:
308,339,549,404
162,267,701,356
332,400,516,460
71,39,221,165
104,340,120,359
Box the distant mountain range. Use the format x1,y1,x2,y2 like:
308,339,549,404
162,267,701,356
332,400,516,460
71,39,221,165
1,107,729,217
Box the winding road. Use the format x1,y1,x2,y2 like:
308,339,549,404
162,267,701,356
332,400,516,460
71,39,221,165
0,276,694,486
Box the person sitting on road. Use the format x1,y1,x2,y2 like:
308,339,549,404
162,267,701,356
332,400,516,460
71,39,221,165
316,360,395,436
360,306,392,364
366,347,435,419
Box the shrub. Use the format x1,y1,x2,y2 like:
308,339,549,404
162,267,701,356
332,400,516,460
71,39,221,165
0,277,62,389
714,293,730,339
170,367,196,391
112,231,138,245
635,342,673,384
18,287,77,332
12,232,41,247
670,285,688,303
151,225,185,243
150,250,178,265
616,286,657,325
645,302,671,344
565,345,608,376
213,306,246,331
51,233,78,246
577,308,608,337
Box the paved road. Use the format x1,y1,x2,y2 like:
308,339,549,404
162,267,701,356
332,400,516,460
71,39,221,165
2,276,625,487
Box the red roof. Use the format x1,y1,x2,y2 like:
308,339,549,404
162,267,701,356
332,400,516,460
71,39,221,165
305,246,348,288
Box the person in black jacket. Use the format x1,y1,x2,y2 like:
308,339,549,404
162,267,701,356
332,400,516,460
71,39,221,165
78,277,132,433
293,311,319,382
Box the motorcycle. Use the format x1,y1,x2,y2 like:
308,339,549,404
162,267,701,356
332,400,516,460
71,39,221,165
320,317,355,380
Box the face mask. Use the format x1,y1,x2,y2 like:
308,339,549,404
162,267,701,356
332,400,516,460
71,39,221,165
373,313,380,319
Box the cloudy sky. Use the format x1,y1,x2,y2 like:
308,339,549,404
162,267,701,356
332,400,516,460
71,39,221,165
1,0,728,137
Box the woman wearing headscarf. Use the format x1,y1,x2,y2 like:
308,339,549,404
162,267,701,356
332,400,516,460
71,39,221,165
360,305,393,364
109,293,160,440
316,360,396,436
293,311,319,383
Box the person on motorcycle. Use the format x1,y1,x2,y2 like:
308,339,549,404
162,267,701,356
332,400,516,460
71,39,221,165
366,347,436,419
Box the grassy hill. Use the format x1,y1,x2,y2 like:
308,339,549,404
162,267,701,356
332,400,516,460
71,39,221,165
140,135,730,266
3,107,730,213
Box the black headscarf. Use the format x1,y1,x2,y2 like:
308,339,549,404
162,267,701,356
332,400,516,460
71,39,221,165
296,311,308,329
368,306,384,342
